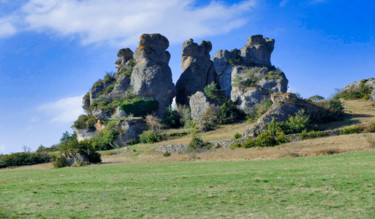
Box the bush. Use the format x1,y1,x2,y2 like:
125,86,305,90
234,133,242,139
89,129,119,150
335,80,372,100
369,122,375,133
299,130,327,140
53,156,68,168
120,97,159,117
0,152,52,168
73,115,97,129
139,130,162,144
308,95,325,102
256,131,277,147
162,107,182,128
246,99,273,122
218,100,244,124
88,152,102,163
176,105,193,128
163,152,171,157
339,126,364,135
279,111,313,134
230,142,242,149
188,135,211,151
204,82,226,104
242,138,256,148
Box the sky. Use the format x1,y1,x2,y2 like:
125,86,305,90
0,0,374,154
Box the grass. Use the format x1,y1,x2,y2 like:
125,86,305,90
1,151,375,218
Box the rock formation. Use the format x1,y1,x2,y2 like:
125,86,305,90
130,34,176,117
110,118,147,148
189,91,220,131
176,39,220,106
243,93,334,137
212,35,288,113
342,78,375,100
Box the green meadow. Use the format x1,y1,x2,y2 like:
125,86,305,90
1,151,375,218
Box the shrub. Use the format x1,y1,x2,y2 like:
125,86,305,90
299,130,327,140
117,68,133,77
369,122,375,133
335,80,372,100
162,107,182,128
176,105,193,128
139,130,162,144
0,152,52,168
242,138,256,148
228,57,242,65
230,142,242,149
120,97,159,117
163,152,171,157
246,99,273,122
89,129,119,150
204,82,226,104
234,133,242,139
53,156,68,168
339,126,364,135
188,135,211,151
256,131,277,147
279,111,313,134
88,152,102,163
73,115,97,129
308,95,325,102
329,99,345,113
218,100,243,124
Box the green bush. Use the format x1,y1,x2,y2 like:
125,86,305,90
228,57,242,65
308,95,325,102
188,135,211,151
256,131,277,147
73,115,97,129
120,97,159,117
339,126,364,135
234,133,242,139
246,99,273,122
230,142,243,149
299,130,327,140
89,130,119,150
139,130,162,144
369,122,375,132
162,107,182,128
53,156,68,168
163,152,171,157
0,152,52,168
117,68,133,77
204,82,226,104
242,138,256,148
335,80,372,100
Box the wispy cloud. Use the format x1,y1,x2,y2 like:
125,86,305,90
38,95,84,124
0,16,17,38
0,0,256,46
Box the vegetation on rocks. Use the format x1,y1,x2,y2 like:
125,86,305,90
336,79,372,100
73,115,97,129
120,97,159,117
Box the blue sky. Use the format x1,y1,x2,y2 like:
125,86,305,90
0,0,374,154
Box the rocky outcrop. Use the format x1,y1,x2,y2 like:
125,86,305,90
63,152,89,166
243,93,334,137
131,34,176,117
72,127,98,141
175,39,220,106
189,91,220,131
343,78,375,100
213,35,287,113
110,118,147,148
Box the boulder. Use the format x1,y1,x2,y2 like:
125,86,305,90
130,34,176,117
111,118,147,147
62,152,89,166
176,39,220,106
243,93,333,137
189,91,220,131
72,127,98,141
343,78,375,100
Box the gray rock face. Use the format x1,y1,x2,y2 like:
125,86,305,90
213,35,288,113
111,118,147,147
72,127,98,141
189,91,220,131
131,34,176,117
115,48,134,71
243,93,333,137
343,78,375,100
63,152,89,166
240,35,275,67
176,39,220,106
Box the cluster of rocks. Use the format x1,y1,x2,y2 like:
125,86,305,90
74,33,290,147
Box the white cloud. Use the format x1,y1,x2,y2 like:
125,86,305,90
0,144,5,154
18,0,256,46
0,16,17,38
38,95,84,124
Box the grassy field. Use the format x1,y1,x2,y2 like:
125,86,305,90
1,151,375,218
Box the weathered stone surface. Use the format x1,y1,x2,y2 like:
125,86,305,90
131,34,176,117
189,91,220,131
240,35,275,67
343,78,375,100
72,127,98,141
213,35,288,113
176,39,220,106
111,118,147,148
115,48,134,71
230,66,288,113
63,152,89,166
153,144,188,153
243,93,333,137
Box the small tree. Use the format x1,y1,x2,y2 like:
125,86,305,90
308,95,325,102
